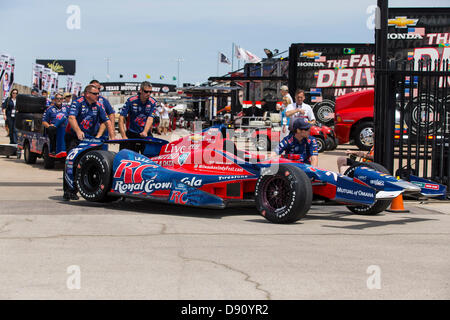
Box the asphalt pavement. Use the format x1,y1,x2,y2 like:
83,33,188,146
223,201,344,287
0,127,449,299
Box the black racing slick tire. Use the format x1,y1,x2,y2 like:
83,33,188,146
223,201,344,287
75,150,115,202
255,164,312,223
344,162,392,215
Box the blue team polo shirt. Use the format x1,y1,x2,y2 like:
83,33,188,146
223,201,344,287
43,105,69,126
275,133,319,164
98,95,115,115
69,96,109,137
120,94,157,134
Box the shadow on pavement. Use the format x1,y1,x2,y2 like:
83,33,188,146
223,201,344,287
50,196,259,221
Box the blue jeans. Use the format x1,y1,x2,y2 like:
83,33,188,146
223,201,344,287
7,116,16,144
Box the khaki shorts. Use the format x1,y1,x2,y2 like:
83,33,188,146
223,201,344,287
160,118,170,128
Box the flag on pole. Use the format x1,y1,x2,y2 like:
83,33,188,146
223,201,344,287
132,74,137,78
146,74,151,79
160,75,164,80
219,52,231,65
234,45,261,63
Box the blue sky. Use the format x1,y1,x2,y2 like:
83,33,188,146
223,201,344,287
1,0,449,88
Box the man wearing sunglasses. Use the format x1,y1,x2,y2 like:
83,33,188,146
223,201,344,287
68,85,114,142
118,81,158,147
272,117,319,166
90,80,115,139
42,93,68,156
63,84,115,201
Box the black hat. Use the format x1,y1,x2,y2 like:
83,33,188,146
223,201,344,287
293,118,311,131
31,87,39,93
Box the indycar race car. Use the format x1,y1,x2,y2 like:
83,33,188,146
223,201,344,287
64,125,433,224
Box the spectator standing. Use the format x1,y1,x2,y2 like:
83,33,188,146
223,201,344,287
2,89,18,144
285,89,316,131
158,102,171,135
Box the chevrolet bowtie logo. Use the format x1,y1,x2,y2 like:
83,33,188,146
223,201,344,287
300,50,322,58
388,16,419,28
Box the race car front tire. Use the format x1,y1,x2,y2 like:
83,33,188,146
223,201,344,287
255,164,312,223
344,162,392,215
75,150,115,202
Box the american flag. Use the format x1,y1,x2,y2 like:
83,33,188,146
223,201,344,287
408,27,425,36
315,56,326,62
310,88,322,94
311,96,323,103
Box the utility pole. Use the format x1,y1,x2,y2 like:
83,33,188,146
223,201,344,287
105,57,111,80
176,58,184,88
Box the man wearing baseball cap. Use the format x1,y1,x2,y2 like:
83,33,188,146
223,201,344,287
272,117,318,166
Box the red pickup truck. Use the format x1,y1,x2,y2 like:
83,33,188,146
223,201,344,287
334,89,375,151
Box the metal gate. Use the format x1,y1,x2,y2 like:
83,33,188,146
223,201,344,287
377,60,450,189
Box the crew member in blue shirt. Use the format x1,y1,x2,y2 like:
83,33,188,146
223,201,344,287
67,84,115,144
272,117,319,166
63,84,115,201
42,93,68,156
90,80,115,138
118,81,157,152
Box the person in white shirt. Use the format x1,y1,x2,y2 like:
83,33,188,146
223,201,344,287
285,89,316,131
158,103,171,135
280,85,293,108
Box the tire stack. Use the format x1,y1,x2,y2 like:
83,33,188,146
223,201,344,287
15,94,47,133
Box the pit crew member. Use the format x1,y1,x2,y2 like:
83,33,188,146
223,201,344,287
63,84,115,201
118,81,158,151
272,117,319,166
90,80,116,138
42,93,68,155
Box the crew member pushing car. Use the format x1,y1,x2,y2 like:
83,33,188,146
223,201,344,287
90,80,116,139
63,84,115,201
272,117,319,166
118,81,158,152
42,93,68,156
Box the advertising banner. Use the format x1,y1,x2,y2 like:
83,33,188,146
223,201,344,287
2,57,15,102
35,59,76,75
66,76,74,94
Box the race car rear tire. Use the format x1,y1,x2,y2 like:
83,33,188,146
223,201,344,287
42,144,55,169
24,141,37,164
255,164,312,223
344,162,392,215
75,150,115,202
